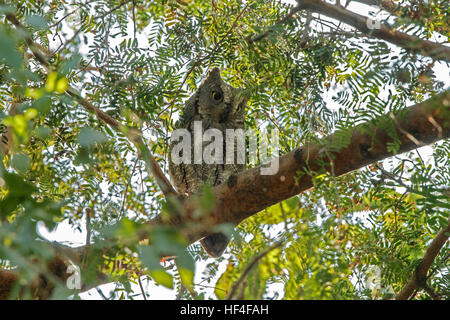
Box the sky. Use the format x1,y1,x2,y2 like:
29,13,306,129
37,0,450,300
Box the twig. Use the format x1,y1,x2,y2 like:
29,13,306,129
247,0,450,61
389,112,422,146
50,8,78,28
297,0,450,62
67,87,176,196
208,2,250,60
296,11,312,50
1,89,449,299
119,157,139,217
279,201,290,234
53,24,84,56
160,2,250,117
5,12,177,198
137,274,148,300
248,5,303,44
226,242,282,300
396,218,450,300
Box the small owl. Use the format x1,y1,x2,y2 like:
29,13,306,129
169,68,246,257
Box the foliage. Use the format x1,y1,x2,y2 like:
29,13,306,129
0,0,448,299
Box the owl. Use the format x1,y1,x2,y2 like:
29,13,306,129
169,68,246,257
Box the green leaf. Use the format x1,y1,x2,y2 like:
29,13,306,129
149,225,187,256
0,5,15,14
77,127,108,147
139,245,174,289
0,29,22,69
32,96,52,114
35,126,52,138
139,245,162,270
25,15,48,30
150,270,174,289
214,262,235,300
178,268,194,289
12,153,30,173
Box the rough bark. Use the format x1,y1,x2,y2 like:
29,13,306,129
1,6,450,300
1,89,448,299
351,0,399,13
297,0,450,62
396,218,450,300
164,90,450,244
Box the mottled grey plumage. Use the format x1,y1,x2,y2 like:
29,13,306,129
169,68,246,257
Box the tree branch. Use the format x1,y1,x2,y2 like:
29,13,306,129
226,242,282,300
155,90,450,245
251,1,450,62
4,13,177,198
248,5,303,44
66,88,177,197
297,0,450,62
396,218,450,300
350,0,399,13
1,89,448,299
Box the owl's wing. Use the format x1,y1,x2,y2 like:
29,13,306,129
179,92,198,126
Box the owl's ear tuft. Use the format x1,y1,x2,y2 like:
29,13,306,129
206,67,222,82
210,67,221,75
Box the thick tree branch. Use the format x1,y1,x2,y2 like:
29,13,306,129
251,1,450,62
396,218,450,300
155,90,450,245
1,90,449,299
297,0,450,62
2,6,450,300
351,0,399,13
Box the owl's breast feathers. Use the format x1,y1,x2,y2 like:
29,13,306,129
169,68,246,194
168,68,247,257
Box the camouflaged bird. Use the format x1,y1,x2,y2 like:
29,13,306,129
169,68,246,257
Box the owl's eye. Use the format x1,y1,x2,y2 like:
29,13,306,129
211,91,223,102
